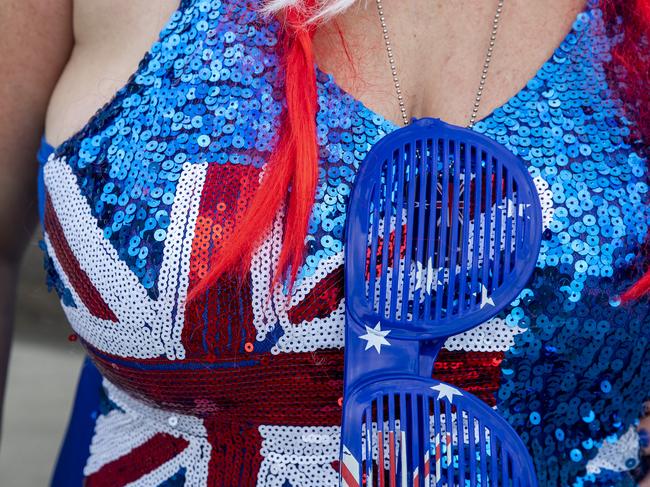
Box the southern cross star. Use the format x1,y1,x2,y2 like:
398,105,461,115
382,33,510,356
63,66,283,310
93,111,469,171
478,283,495,307
414,257,444,294
498,199,517,219
498,199,531,219
358,322,392,354
518,202,532,218
430,383,463,403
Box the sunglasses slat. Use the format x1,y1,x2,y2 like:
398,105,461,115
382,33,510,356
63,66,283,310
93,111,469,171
444,397,455,487
469,148,483,309
400,141,419,322
480,150,493,309
492,156,504,293
479,419,488,487
490,430,499,487
379,155,394,317
434,139,451,320
399,393,409,486
423,139,439,320
369,183,381,309
390,147,406,321
446,139,462,316
457,142,472,313
504,173,514,278
411,139,428,321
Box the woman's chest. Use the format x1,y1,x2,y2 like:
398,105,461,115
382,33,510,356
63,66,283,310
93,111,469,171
39,0,647,367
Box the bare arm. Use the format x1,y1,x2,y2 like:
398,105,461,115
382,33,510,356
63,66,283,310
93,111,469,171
0,0,73,443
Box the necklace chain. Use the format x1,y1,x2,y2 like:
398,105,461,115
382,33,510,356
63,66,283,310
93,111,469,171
375,0,505,128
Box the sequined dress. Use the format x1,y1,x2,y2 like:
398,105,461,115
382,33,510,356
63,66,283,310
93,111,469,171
37,0,650,485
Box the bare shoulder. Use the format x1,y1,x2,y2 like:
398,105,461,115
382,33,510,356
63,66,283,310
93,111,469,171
44,0,179,148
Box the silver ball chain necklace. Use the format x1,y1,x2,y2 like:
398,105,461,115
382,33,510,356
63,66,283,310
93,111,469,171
375,0,505,128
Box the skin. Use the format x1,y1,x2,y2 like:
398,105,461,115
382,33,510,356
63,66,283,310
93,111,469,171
312,0,589,127
1,0,648,477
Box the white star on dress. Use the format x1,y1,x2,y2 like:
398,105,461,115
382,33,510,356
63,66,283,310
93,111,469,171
359,322,392,354
498,199,517,219
518,202,532,218
430,383,463,403
478,283,495,307
414,257,443,294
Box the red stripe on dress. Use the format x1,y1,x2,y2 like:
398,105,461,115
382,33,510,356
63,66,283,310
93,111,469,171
82,341,504,421
185,163,259,358
44,191,118,322
84,342,345,424
287,264,344,323
81,344,503,485
432,350,504,407
84,432,189,486
205,418,263,486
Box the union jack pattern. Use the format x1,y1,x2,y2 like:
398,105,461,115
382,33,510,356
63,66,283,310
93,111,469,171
38,0,650,485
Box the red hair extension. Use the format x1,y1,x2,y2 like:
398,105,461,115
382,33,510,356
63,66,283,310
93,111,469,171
186,1,321,303
601,0,650,302
621,269,650,302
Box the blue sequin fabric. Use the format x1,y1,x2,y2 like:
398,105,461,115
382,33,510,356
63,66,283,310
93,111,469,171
38,0,649,484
